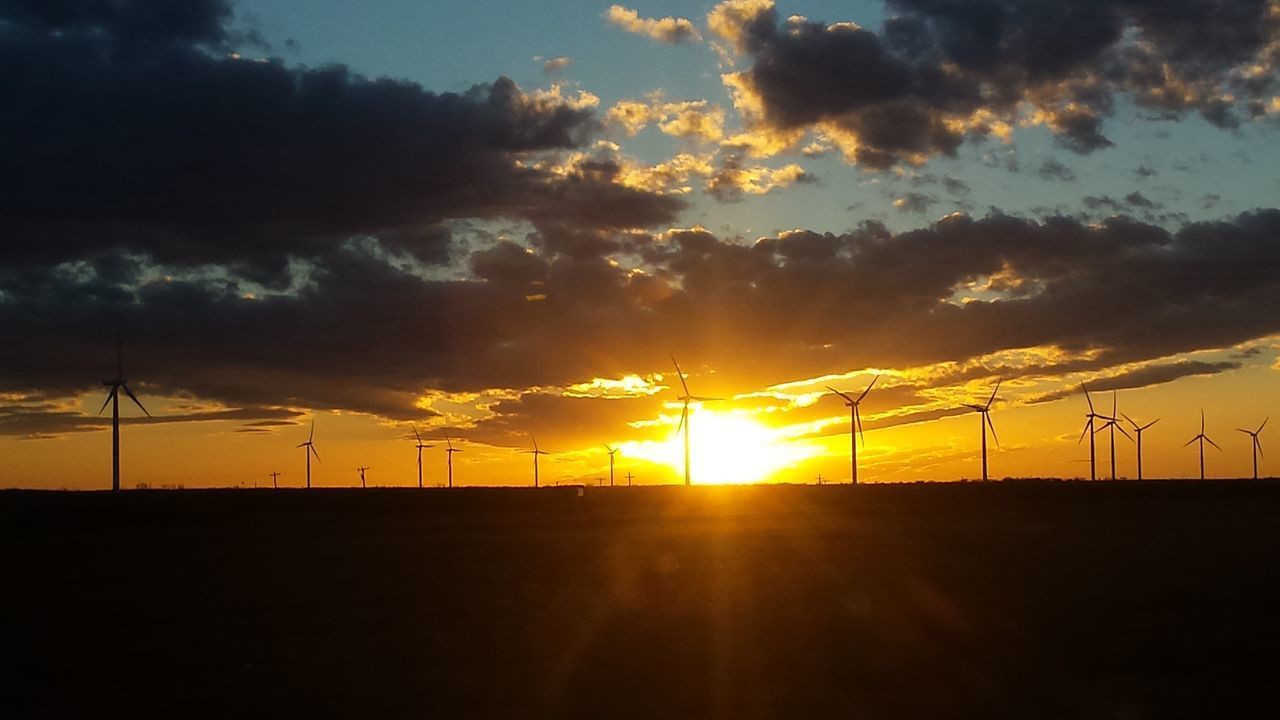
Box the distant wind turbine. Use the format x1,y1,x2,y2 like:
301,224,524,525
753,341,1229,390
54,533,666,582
1121,414,1160,481
526,434,550,488
1183,410,1220,481
1237,418,1268,481
828,375,878,485
444,431,461,488
603,444,619,487
1093,391,1132,480
269,471,281,489
962,379,1001,482
413,426,433,489
671,356,723,487
625,471,635,487
99,337,150,492
357,465,370,488
1078,383,1112,482
297,420,320,489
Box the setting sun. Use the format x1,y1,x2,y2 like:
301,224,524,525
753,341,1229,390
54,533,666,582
623,407,820,484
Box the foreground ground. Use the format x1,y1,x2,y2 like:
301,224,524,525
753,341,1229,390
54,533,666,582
2,481,1278,718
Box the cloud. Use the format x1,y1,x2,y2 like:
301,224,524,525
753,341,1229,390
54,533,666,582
606,5,701,44
7,207,1280,432
0,402,302,439
704,155,815,202
0,1,683,279
542,56,573,74
706,0,1280,168
1026,361,1244,404
1038,159,1078,182
606,97,726,142
893,192,936,214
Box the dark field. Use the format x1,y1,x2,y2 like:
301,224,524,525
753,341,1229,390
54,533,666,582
3,482,1279,718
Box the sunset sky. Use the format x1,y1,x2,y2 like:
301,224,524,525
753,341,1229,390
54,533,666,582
2,0,1279,488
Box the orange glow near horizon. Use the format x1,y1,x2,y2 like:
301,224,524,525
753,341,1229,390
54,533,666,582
623,407,822,485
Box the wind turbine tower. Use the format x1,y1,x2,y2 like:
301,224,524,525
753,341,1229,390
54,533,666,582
828,375,878,485
269,471,281,489
1184,410,1220,481
297,420,321,488
963,379,1002,482
671,356,723,486
413,426,433,489
603,444,619,487
1121,414,1160,481
99,337,150,491
526,435,550,488
1093,391,1132,480
358,465,370,488
1237,418,1268,481
444,432,461,488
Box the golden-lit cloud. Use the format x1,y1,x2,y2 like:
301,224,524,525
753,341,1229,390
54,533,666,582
606,96,726,142
606,5,701,44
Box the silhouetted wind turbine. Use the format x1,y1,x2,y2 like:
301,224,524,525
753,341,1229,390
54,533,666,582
1183,410,1220,481
444,431,461,488
1093,391,1132,480
671,356,723,487
1237,418,1267,481
1078,383,1111,482
297,420,320,488
1121,414,1160,481
963,379,1001,482
357,465,370,488
828,375,878,485
603,444,619,487
413,426,433,489
99,337,150,491
625,471,635,487
526,434,549,488
269,471,281,489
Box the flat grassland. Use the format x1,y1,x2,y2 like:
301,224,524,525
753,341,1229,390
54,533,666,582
3,482,1278,718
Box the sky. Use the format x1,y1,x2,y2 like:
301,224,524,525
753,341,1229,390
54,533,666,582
1,0,1279,489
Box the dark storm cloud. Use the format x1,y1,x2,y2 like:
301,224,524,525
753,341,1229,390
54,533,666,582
3,208,1279,427
0,0,682,276
0,402,301,439
1026,361,1244,404
714,0,1278,167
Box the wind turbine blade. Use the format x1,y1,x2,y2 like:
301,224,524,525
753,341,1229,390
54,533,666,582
856,375,879,403
296,442,307,448
986,413,1000,449
677,403,688,433
963,404,984,412
826,386,855,404
1081,383,1094,413
1200,410,1205,434
1256,437,1264,458
414,425,422,443
1238,428,1252,435
1205,436,1221,451
121,384,150,417
1111,390,1117,418
1259,418,1269,434
444,431,454,450
986,378,1002,409
1143,419,1161,431
309,420,315,443
310,444,321,462
670,355,691,396
1121,412,1137,428
1078,421,1091,445
1115,424,1133,442
855,406,865,448
1183,436,1198,448
531,434,539,452
691,396,724,402
98,387,117,415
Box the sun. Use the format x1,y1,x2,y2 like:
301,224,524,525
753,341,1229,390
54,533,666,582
623,407,819,484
